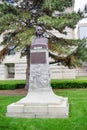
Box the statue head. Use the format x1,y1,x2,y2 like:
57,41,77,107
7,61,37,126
36,26,43,38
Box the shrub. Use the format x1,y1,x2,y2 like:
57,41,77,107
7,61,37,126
0,80,25,90
0,79,87,90
51,79,87,89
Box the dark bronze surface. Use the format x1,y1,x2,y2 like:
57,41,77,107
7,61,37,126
31,52,46,64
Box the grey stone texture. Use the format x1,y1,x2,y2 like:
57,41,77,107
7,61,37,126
6,37,69,118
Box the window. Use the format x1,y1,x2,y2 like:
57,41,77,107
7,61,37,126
8,45,15,55
78,26,87,39
5,63,15,78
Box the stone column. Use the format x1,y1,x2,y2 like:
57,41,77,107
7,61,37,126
29,37,51,92
6,36,69,118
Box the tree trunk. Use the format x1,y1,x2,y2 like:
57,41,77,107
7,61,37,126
24,46,30,90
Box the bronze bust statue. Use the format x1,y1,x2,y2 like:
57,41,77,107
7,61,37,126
35,26,43,38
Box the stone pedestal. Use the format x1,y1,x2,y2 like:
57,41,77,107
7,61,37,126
6,37,69,118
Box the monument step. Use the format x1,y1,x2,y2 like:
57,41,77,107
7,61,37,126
6,98,69,118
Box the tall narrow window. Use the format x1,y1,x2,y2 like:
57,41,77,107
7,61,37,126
78,26,87,39
8,45,15,55
5,63,15,79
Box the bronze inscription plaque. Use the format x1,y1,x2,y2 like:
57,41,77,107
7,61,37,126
31,52,46,64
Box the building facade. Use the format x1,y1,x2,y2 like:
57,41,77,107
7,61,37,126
74,0,87,77
0,0,87,80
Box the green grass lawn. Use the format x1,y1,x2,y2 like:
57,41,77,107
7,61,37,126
0,89,87,130
76,76,87,80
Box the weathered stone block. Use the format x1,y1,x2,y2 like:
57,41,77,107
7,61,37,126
7,103,24,113
24,105,48,113
6,35,69,118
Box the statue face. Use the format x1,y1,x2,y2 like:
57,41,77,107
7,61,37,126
36,26,43,35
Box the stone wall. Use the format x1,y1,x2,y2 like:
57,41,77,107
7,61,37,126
76,66,87,76
15,63,27,80
50,65,76,79
0,64,7,80
0,63,87,80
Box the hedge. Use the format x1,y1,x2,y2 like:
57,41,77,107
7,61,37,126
51,79,87,89
0,80,25,90
0,79,87,90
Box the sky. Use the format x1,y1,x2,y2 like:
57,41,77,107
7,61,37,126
74,0,87,12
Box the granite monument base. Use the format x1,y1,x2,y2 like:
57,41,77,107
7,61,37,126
6,90,69,118
6,32,69,118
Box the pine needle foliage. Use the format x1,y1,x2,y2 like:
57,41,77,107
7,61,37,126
43,0,72,12
38,12,82,32
0,0,87,68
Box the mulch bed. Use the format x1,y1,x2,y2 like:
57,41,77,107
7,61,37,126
0,88,76,96
0,89,27,96
0,89,59,96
